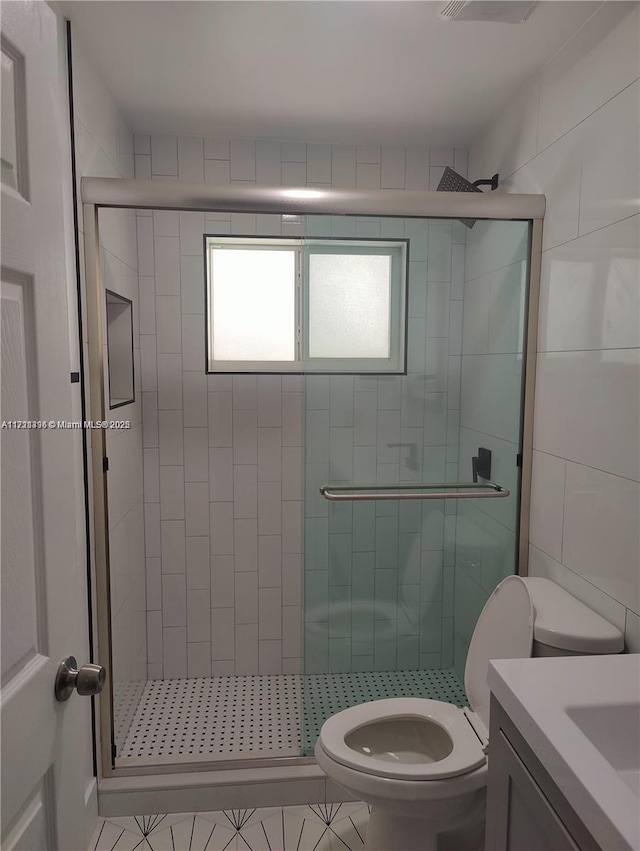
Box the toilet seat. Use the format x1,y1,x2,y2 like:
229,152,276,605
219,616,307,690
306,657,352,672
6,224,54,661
318,697,487,780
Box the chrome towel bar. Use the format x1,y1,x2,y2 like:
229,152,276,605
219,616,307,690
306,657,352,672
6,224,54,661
319,481,510,502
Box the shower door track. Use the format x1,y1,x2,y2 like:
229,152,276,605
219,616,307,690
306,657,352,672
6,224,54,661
81,179,543,783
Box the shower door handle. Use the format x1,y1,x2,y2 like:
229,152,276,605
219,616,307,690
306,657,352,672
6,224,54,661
319,482,509,501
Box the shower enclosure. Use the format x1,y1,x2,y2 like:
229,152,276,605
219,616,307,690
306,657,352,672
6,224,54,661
82,181,541,778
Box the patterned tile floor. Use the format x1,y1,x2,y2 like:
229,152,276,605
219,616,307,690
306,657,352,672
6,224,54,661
119,669,467,762
90,803,369,850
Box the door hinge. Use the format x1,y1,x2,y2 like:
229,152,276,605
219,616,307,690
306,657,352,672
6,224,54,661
111,742,117,761
70,371,80,383
516,453,522,468
103,457,109,473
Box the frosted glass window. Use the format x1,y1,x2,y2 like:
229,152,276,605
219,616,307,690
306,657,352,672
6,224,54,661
308,254,391,358
206,236,406,373
211,248,296,361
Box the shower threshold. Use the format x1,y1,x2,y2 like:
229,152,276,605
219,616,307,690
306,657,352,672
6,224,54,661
116,668,467,767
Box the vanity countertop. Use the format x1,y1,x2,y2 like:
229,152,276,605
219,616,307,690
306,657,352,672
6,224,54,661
488,654,640,851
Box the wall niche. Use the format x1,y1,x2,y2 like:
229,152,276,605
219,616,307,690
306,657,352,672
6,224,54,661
106,289,134,409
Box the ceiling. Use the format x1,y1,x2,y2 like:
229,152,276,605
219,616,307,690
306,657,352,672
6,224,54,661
63,0,605,147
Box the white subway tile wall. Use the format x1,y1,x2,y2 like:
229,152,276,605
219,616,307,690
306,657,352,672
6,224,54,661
469,3,640,650
136,141,466,676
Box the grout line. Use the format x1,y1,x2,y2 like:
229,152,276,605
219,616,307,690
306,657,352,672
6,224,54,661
529,544,629,616
496,76,640,186
529,448,640,487
538,338,640,354
541,211,639,255
534,76,541,159
101,241,139,277
458,424,519,448
536,0,608,73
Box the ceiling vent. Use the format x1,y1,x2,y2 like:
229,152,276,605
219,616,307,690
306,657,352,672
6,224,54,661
440,1,538,23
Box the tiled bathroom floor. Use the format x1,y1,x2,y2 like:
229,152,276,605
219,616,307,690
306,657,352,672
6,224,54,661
119,668,467,762
90,803,369,850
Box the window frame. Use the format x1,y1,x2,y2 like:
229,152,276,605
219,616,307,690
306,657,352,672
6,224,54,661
204,234,409,375
205,236,302,373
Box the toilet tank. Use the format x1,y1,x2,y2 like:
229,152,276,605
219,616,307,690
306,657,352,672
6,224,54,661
521,577,624,656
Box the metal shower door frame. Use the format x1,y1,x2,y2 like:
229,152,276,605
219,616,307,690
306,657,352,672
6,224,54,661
81,179,543,780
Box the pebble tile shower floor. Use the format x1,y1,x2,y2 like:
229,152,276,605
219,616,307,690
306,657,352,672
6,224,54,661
120,669,467,761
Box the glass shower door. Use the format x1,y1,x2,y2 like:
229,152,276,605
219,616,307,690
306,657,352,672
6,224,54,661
302,217,465,754
301,214,531,755
452,218,529,679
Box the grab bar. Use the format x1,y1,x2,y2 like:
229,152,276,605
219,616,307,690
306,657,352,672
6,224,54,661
319,481,510,502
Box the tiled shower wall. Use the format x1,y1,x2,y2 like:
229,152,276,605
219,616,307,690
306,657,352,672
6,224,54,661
469,3,640,651
136,138,468,677
136,205,313,679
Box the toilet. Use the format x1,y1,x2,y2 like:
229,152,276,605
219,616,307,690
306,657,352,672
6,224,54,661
315,576,624,851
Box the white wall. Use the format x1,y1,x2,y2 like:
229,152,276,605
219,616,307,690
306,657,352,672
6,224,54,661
469,3,640,651
70,28,147,752
135,138,467,677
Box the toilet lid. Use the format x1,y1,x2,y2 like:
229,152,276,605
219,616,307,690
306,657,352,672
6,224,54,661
465,575,534,734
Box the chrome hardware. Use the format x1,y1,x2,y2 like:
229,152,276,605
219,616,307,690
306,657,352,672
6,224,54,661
54,656,106,702
319,481,509,502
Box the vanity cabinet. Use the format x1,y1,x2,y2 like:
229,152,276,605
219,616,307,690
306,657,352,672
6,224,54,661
485,697,603,851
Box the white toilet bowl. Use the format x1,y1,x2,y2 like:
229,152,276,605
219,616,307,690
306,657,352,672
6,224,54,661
315,575,625,851
315,698,488,851
315,697,488,850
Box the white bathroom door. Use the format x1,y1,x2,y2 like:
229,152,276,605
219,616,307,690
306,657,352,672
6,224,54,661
1,2,91,849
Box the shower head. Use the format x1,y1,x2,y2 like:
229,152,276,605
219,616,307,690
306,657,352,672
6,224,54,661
436,167,500,229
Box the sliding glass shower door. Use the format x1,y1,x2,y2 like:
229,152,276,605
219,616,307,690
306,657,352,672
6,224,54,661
451,218,529,679
301,215,530,754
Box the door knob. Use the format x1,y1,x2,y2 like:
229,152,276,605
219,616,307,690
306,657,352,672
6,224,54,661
54,656,106,702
